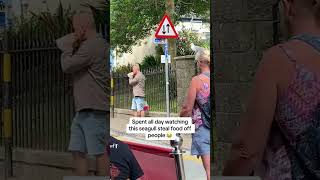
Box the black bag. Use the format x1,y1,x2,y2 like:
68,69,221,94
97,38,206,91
196,99,211,129
195,72,211,129
276,34,320,179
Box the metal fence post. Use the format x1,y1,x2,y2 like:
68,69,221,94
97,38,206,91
111,71,114,118
3,53,12,178
3,1,13,177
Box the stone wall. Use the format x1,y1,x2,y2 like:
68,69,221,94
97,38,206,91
212,0,278,175
175,55,196,112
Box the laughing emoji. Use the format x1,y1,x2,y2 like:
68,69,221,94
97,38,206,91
167,132,173,138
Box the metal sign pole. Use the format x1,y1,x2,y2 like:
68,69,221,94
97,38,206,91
165,39,170,117
111,71,114,118
156,14,185,180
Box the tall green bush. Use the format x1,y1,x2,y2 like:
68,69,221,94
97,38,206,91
140,55,160,69
155,45,163,60
112,64,132,74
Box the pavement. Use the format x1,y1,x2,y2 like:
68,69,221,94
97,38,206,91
0,114,207,180
111,114,207,180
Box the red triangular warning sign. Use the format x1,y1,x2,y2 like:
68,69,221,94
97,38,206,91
155,14,179,39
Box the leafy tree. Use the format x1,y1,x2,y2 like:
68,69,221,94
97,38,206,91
111,0,209,54
140,55,161,69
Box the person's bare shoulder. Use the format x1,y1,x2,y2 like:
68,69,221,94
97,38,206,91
257,44,292,80
265,39,301,62
190,76,202,89
191,76,199,83
262,45,285,65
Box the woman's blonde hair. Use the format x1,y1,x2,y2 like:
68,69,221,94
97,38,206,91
195,49,210,65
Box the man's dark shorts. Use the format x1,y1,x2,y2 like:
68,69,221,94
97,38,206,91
68,110,110,155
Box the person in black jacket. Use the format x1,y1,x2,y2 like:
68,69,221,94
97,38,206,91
107,136,144,180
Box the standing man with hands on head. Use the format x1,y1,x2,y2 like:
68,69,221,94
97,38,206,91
128,64,146,117
56,11,109,177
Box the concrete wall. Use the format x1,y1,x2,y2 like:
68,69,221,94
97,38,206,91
175,55,197,112
212,0,277,175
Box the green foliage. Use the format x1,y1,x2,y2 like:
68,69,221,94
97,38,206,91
155,45,164,60
10,1,108,41
112,64,132,74
31,3,74,37
111,0,210,54
112,55,161,73
176,30,209,56
111,0,162,54
140,55,161,69
9,2,74,40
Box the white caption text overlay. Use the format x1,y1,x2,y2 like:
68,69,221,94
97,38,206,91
126,117,195,140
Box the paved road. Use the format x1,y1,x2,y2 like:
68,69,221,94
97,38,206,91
111,115,207,180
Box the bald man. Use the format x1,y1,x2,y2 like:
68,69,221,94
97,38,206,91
56,12,109,176
127,65,146,117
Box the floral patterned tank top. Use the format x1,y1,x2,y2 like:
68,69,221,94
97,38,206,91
261,34,320,180
192,72,210,129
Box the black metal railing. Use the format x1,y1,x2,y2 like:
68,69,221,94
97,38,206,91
113,65,178,113
12,48,74,151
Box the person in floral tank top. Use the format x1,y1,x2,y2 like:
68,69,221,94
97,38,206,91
180,49,211,180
